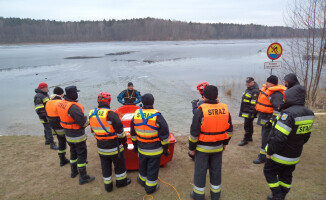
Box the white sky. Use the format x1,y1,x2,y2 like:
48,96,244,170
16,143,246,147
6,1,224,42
0,0,291,26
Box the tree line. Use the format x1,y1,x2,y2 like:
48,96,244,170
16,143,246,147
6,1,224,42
0,17,304,44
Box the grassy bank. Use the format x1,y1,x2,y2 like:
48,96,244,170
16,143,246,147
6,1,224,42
0,116,325,200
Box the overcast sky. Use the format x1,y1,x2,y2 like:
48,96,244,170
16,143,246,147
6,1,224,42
0,0,291,26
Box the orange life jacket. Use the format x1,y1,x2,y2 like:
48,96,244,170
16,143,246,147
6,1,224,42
255,84,286,114
198,103,230,142
89,108,117,141
134,108,160,143
57,100,85,130
45,99,61,117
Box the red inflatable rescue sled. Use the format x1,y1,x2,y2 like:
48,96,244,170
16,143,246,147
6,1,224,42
115,105,176,170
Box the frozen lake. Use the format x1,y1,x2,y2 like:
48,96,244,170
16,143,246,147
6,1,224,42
0,39,291,136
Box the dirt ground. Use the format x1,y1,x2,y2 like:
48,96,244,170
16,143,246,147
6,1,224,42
0,116,325,200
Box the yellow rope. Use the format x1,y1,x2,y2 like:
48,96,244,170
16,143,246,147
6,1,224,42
143,177,181,200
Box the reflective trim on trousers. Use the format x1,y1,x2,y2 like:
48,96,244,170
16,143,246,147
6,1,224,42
196,144,223,153
146,179,158,187
70,158,78,164
53,129,65,135
116,171,127,180
210,184,221,193
279,181,292,188
260,148,266,155
271,154,300,165
66,134,87,143
138,147,163,156
139,174,146,181
104,176,112,184
193,185,205,195
58,149,66,154
268,182,280,188
77,163,86,168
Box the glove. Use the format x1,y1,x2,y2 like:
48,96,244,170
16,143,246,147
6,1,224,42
41,116,48,123
188,151,195,161
265,121,272,128
164,149,170,157
191,99,199,106
123,143,128,149
133,147,138,153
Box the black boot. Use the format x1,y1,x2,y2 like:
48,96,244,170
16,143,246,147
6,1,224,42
116,178,132,188
137,176,145,187
78,167,95,185
253,154,266,164
267,194,284,200
59,155,70,167
146,184,160,194
104,183,113,192
70,163,78,178
238,139,249,146
50,142,59,150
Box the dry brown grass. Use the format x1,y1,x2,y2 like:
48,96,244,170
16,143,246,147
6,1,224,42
0,116,325,200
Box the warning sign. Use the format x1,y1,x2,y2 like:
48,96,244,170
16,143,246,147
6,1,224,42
267,43,283,60
264,61,282,69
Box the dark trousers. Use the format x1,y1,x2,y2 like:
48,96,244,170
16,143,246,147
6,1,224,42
42,123,54,143
259,125,272,157
138,154,161,193
243,117,254,140
99,153,128,187
57,135,67,156
264,159,296,199
193,151,222,200
68,141,87,167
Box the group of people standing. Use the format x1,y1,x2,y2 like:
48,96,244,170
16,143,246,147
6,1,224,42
33,73,315,200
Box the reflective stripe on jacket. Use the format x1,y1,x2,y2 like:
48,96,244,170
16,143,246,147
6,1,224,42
57,100,85,130
89,108,117,141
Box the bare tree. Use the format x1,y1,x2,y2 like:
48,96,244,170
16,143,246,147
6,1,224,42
283,0,326,106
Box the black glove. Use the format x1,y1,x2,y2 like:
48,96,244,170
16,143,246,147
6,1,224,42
123,143,128,149
42,117,48,123
133,147,138,153
188,152,195,161
163,148,170,157
265,121,272,128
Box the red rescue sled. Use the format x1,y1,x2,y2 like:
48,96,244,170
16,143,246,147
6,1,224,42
115,105,176,170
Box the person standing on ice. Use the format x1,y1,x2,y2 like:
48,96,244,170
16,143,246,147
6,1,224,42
117,82,141,105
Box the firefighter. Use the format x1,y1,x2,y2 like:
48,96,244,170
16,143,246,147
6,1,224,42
34,82,58,150
238,77,259,146
253,75,286,164
117,82,141,105
45,87,69,166
57,86,95,185
264,73,314,200
191,81,209,114
189,85,233,200
89,92,131,192
130,93,170,194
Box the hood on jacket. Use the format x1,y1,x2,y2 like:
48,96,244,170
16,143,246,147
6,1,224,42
35,88,48,95
284,73,299,89
279,84,306,110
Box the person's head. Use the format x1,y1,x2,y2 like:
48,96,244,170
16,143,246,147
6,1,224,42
197,82,209,95
141,93,154,106
203,85,218,100
246,77,255,88
97,92,111,106
53,87,64,98
38,82,48,93
65,86,80,101
284,73,299,89
266,75,278,88
128,82,134,90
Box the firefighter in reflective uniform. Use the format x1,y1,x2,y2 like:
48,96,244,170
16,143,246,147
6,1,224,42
45,87,69,166
57,86,95,185
89,92,131,192
238,77,259,146
130,93,170,194
191,82,209,114
253,75,286,164
34,82,58,150
189,85,233,200
264,73,314,200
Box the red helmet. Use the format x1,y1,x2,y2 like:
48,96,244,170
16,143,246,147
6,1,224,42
97,92,111,104
197,82,209,95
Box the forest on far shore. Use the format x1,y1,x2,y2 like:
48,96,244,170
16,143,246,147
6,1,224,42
0,17,304,43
